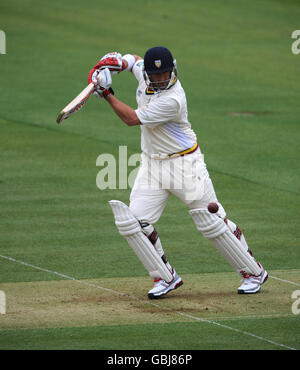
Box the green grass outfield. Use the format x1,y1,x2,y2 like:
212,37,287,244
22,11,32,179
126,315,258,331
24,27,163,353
0,0,300,351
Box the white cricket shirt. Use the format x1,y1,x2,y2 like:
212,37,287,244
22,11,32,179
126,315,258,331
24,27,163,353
133,60,197,157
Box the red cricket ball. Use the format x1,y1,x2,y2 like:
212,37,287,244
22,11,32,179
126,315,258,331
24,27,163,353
208,202,219,213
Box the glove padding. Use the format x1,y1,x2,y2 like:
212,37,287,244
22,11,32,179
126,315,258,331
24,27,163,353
93,67,114,99
88,52,124,84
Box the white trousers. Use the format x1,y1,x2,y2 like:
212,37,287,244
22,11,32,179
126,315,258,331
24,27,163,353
129,149,226,223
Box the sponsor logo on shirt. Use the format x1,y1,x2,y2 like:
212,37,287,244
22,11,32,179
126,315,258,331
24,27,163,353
136,61,143,68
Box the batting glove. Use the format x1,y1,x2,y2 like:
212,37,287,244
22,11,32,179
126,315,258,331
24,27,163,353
93,67,114,99
88,52,125,84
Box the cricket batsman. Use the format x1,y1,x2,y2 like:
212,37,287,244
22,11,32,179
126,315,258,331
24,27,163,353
88,47,268,298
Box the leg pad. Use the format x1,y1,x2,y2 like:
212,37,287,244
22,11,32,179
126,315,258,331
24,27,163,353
189,208,261,276
109,200,173,282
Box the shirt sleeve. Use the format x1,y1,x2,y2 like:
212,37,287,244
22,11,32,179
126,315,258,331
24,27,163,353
132,59,144,84
135,96,180,127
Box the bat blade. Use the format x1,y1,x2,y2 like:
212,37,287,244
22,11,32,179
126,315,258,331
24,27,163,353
56,82,95,124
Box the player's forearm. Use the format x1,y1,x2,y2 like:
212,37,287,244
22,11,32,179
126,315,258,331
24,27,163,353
122,55,142,72
105,95,141,126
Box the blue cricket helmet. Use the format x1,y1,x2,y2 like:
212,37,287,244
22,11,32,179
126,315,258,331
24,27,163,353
144,46,175,74
143,46,178,91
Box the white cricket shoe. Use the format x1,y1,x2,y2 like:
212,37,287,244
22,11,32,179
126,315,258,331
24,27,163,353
148,270,183,299
238,263,268,294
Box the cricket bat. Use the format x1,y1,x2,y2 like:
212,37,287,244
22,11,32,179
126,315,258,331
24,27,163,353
56,82,95,124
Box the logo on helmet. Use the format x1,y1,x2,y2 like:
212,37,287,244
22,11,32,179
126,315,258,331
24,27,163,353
154,59,162,68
